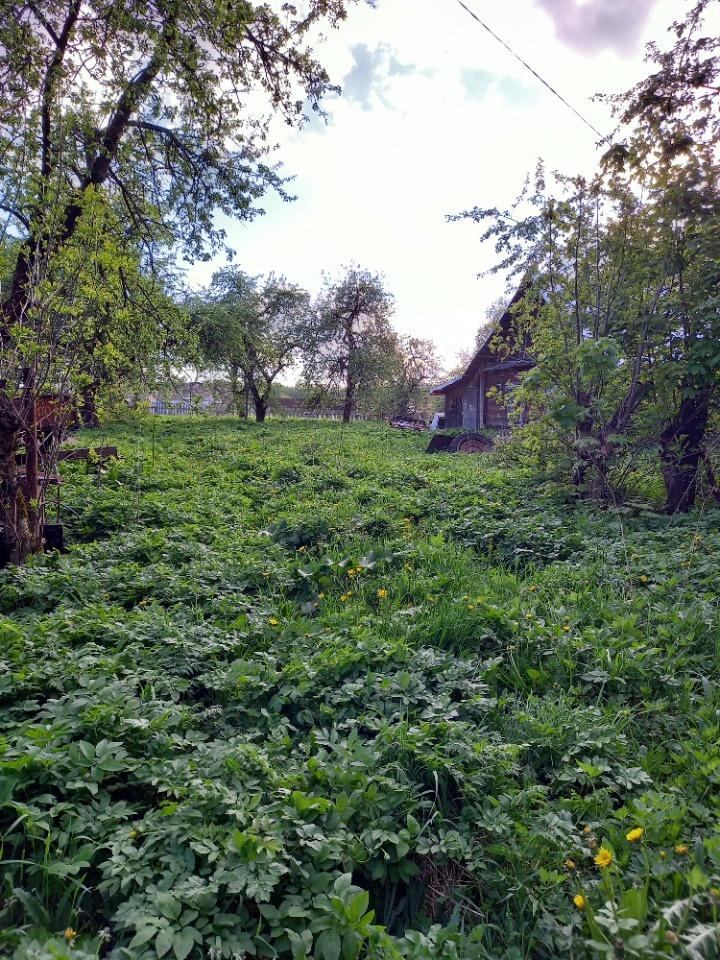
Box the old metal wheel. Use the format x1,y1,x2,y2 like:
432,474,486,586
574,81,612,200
447,432,493,454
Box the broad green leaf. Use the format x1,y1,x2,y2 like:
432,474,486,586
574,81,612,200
173,927,196,960
315,929,342,960
156,928,174,958
346,890,369,924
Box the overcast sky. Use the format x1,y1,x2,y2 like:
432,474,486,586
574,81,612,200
188,0,698,367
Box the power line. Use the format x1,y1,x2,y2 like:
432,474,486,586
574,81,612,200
453,0,610,144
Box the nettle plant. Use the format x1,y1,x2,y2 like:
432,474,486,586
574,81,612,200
1,418,720,959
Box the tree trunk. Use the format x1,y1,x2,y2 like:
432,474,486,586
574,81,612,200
245,373,269,423
704,452,720,505
342,324,357,423
0,394,42,564
572,380,648,502
342,375,355,423
0,29,168,564
660,390,711,513
0,398,21,566
571,397,595,489
80,382,101,428
573,454,612,501
226,362,243,417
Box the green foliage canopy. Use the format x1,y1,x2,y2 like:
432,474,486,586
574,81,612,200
193,267,312,420
452,0,720,510
0,0,365,557
305,267,396,422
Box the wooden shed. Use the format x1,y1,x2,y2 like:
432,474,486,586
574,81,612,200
431,286,534,430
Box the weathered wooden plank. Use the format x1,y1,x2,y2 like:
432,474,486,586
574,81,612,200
57,446,119,462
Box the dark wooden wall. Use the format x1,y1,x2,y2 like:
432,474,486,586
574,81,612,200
445,391,463,428
442,368,526,429
485,371,508,427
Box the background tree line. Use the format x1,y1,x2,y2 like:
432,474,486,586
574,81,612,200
1,0,718,567
189,265,440,424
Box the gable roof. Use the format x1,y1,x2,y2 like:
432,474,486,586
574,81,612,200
431,281,532,396
429,375,464,396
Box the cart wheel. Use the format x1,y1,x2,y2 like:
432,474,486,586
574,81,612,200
447,432,493,454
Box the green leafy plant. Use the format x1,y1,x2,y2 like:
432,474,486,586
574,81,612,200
1,418,719,958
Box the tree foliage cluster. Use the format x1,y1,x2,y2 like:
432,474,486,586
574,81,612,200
455,0,720,513
191,265,440,423
0,0,367,559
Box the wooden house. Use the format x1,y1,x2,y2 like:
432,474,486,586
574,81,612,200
431,285,534,430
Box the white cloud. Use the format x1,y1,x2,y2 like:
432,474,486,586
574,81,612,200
536,0,658,55
341,42,417,110
188,0,694,367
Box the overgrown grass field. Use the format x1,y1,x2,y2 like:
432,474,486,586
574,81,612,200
2,419,720,960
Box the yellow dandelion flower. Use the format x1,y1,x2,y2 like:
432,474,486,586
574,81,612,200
64,928,77,942
626,827,644,843
639,574,649,583
377,588,388,599
563,624,571,632
564,859,576,870
340,594,348,602
674,844,689,855
347,568,357,578
467,604,475,611
268,617,279,626
660,851,667,859
573,894,586,911
594,847,614,869
529,585,538,592
318,592,325,599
